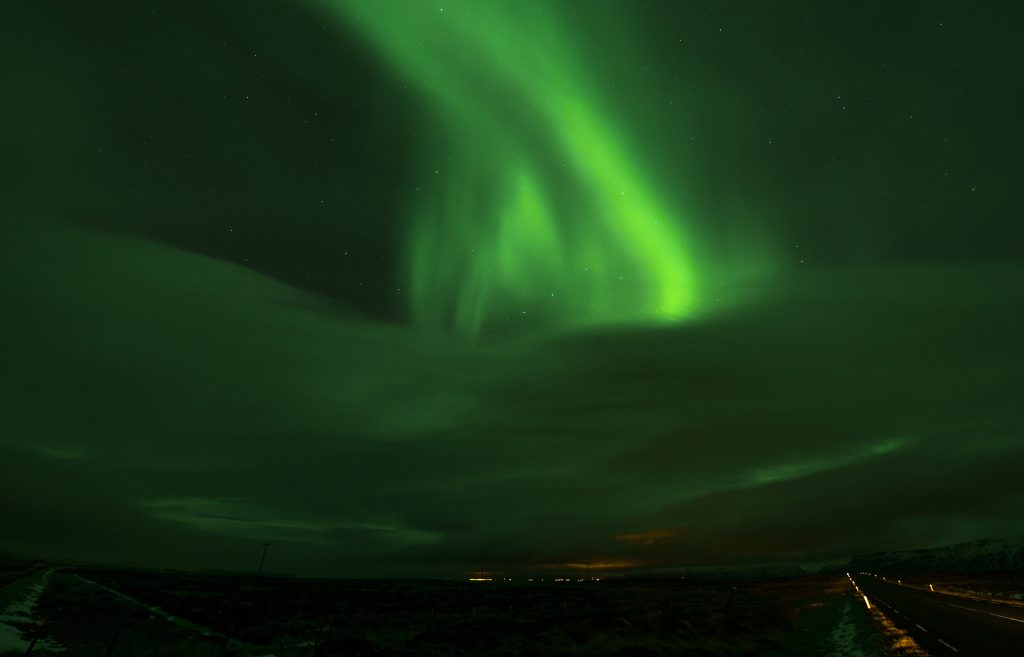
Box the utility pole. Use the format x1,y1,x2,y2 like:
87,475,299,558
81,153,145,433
587,561,592,581
257,542,273,576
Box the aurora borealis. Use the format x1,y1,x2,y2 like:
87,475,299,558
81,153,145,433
332,0,702,335
2,0,1023,577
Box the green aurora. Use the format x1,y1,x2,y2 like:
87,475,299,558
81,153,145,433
329,1,702,335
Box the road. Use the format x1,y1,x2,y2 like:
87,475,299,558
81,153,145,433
854,574,1024,656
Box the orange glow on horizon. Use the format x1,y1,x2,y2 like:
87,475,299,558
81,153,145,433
563,559,642,570
614,528,676,546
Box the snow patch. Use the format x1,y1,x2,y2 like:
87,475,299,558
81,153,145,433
0,569,63,654
827,600,868,657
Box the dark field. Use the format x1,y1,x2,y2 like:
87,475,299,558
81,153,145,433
2,568,866,657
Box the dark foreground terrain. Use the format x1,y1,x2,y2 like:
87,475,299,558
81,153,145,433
3,564,1020,656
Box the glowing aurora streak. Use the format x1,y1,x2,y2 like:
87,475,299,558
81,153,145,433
321,1,699,335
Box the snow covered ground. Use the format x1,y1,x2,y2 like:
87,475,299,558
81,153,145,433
0,569,63,655
827,599,871,657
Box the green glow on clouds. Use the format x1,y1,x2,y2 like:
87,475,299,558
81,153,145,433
145,498,441,547
322,0,699,335
749,437,914,485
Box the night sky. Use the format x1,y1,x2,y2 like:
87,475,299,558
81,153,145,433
3,1,1023,578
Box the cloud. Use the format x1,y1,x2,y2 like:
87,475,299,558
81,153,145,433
2,219,1022,575
615,529,678,547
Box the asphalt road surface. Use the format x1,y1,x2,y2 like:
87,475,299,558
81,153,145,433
854,574,1024,656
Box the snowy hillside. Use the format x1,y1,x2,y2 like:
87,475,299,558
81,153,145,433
847,539,1024,573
